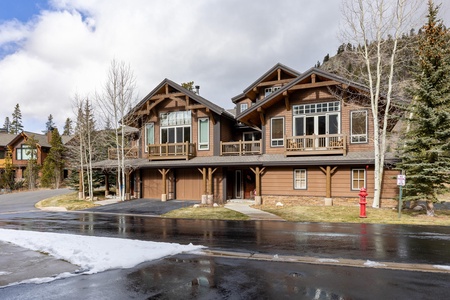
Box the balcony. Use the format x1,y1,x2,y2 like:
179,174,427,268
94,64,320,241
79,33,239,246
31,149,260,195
285,134,346,156
220,140,262,156
148,142,196,160
108,148,139,160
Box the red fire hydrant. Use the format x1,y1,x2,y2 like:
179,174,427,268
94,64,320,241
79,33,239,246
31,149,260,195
359,187,368,218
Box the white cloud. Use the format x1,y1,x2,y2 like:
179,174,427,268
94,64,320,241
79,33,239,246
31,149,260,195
1,0,447,132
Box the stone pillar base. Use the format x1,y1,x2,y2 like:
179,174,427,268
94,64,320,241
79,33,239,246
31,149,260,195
201,195,207,205
161,194,167,202
324,197,333,206
255,196,262,205
125,193,130,201
207,195,213,205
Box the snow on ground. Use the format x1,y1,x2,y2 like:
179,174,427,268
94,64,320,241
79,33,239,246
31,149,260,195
0,229,205,275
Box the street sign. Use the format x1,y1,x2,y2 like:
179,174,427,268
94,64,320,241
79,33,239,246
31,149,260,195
397,174,406,186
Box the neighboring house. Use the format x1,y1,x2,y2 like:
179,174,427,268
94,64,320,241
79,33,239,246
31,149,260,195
93,63,399,207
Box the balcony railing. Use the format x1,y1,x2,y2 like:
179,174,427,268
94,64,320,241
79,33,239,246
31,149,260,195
148,142,196,160
108,148,139,160
220,140,262,156
285,134,346,156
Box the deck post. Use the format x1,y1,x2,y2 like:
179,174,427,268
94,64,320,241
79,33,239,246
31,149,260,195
198,168,207,204
319,166,338,205
159,168,170,201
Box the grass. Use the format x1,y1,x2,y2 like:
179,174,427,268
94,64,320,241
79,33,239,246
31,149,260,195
35,192,99,211
162,206,249,220
259,205,450,226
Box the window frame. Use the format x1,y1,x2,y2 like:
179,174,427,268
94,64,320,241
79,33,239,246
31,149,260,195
16,144,37,161
270,117,285,147
293,169,307,190
350,110,368,144
198,117,209,151
351,168,366,191
240,103,248,113
144,123,154,153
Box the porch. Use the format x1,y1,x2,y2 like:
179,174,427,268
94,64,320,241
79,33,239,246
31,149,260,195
285,134,346,156
220,140,262,156
108,148,139,160
148,142,196,160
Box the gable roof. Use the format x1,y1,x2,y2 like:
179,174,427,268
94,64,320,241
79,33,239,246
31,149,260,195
0,133,16,147
128,78,234,120
236,67,371,124
232,63,301,103
7,131,51,148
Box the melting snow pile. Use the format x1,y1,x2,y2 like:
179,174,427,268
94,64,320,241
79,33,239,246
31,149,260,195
0,229,204,274
364,260,386,267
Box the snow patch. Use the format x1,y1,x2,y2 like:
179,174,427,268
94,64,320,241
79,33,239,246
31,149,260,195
433,265,450,271
0,229,205,275
364,260,386,267
317,258,340,263
0,271,12,276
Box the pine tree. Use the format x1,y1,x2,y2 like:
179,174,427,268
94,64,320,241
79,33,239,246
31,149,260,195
63,117,73,135
397,1,450,216
0,150,14,190
3,117,11,133
45,114,56,133
10,104,24,134
23,135,39,190
41,128,65,188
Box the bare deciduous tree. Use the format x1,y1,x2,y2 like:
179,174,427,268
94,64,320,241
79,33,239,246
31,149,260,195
97,60,137,201
341,0,420,208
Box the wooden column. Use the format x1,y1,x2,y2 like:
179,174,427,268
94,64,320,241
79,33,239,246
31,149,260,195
159,168,170,201
125,169,132,200
207,168,217,204
198,168,207,204
319,166,338,202
250,166,265,205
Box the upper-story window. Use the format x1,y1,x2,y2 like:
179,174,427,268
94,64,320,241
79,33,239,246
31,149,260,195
160,111,191,143
16,144,37,160
292,101,340,136
264,86,281,97
240,103,248,113
198,118,209,150
271,117,284,147
351,110,368,143
144,123,154,152
0,150,5,159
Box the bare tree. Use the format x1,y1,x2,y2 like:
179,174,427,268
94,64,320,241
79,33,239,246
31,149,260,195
97,60,137,201
341,0,420,208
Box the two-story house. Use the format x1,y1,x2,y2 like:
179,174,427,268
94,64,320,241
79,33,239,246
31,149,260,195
94,63,399,207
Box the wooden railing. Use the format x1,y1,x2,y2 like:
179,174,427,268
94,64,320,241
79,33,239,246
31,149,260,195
108,148,139,160
285,134,346,156
148,142,196,160
220,140,262,156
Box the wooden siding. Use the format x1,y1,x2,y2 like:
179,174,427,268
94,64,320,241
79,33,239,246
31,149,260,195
141,169,161,198
175,169,203,200
261,166,398,200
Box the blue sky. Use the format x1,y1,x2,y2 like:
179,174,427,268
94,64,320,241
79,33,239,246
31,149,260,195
0,0,49,23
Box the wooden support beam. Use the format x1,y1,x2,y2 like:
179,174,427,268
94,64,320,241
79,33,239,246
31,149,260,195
290,80,339,91
277,69,281,81
257,78,292,87
198,168,207,195
319,166,338,198
311,73,316,83
257,107,265,126
207,167,217,195
250,167,265,197
159,168,170,195
284,95,290,111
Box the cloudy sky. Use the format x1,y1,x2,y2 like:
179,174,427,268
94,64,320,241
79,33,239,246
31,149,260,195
0,0,449,133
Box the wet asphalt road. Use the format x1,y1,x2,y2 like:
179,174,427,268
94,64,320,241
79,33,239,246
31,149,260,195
1,189,450,299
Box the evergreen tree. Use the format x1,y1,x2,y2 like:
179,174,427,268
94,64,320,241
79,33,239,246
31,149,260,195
63,117,73,135
397,1,450,216
0,150,14,190
2,117,11,133
45,114,56,133
10,104,23,134
41,128,65,188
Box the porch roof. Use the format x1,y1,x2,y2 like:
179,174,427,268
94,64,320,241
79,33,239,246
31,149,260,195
91,151,397,170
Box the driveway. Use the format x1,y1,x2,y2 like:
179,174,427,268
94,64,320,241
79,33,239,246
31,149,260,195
0,189,72,214
84,198,200,215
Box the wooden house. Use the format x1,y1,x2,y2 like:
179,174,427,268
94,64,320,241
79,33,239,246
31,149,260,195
95,64,399,207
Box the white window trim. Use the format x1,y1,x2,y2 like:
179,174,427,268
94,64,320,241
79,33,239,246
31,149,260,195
350,110,368,143
144,123,154,153
294,169,307,190
198,117,209,151
270,117,284,147
351,168,366,191
240,103,248,113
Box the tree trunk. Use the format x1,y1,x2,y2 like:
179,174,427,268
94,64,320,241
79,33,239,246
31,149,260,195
426,201,435,217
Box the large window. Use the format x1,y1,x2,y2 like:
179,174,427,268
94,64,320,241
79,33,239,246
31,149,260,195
271,117,284,147
264,86,281,97
352,169,366,190
144,123,154,152
293,101,340,137
240,103,248,113
351,110,368,143
198,118,209,150
294,169,307,189
16,144,37,160
160,111,191,143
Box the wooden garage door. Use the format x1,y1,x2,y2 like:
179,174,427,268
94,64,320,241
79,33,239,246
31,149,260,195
176,169,202,200
141,169,160,199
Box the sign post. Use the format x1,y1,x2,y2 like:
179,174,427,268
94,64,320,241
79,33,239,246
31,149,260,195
397,174,406,218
